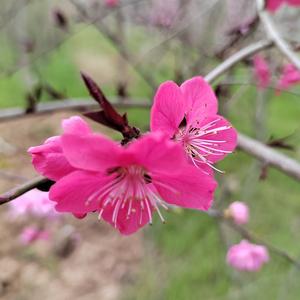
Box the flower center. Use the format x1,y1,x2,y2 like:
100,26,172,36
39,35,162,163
175,118,232,172
85,165,168,227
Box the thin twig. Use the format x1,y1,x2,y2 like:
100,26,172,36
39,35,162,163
208,209,300,268
205,39,273,83
257,0,300,70
0,98,150,122
0,176,48,205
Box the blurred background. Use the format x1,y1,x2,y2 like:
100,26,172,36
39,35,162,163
1,0,300,299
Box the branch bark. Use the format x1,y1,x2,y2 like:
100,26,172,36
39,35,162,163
238,133,300,181
256,0,300,70
0,176,49,205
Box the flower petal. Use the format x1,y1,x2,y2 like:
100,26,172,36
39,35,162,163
49,170,108,214
28,137,75,181
195,115,237,164
101,198,152,235
154,166,217,211
129,132,186,174
150,81,185,137
180,76,218,125
62,116,91,135
61,133,121,172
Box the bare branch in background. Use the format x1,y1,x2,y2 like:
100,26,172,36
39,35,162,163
257,0,300,70
238,133,300,181
204,39,273,83
208,209,300,268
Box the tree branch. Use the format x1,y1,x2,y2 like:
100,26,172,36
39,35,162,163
204,39,273,83
0,176,48,205
238,133,300,181
208,209,300,268
257,0,300,70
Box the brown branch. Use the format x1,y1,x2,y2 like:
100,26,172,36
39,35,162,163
0,176,48,205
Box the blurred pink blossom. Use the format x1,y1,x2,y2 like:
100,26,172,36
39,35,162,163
104,0,119,8
19,226,50,245
228,201,249,225
266,0,300,12
253,55,271,89
227,240,269,272
9,188,58,219
277,64,300,92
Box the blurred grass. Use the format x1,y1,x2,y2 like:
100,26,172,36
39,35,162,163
1,23,300,300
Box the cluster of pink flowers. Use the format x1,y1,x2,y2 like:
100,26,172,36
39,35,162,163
225,201,269,272
9,189,58,219
266,0,300,12
253,55,300,93
8,189,57,245
19,226,50,245
27,77,237,235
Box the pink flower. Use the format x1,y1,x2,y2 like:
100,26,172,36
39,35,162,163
28,116,91,181
276,64,300,92
9,189,58,219
253,55,271,89
19,226,50,245
227,240,269,272
104,0,119,8
150,77,237,172
266,0,300,12
227,201,249,225
48,131,217,235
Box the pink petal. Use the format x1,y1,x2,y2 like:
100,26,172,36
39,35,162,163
195,115,237,164
62,116,91,135
49,171,109,214
180,76,218,125
287,0,300,6
150,81,185,137
61,133,121,172
253,55,271,89
129,132,186,174
266,0,283,12
28,137,75,181
154,166,217,211
101,199,152,235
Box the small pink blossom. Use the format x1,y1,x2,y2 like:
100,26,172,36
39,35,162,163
266,0,300,12
19,226,50,245
104,0,119,8
227,240,269,272
9,189,58,219
28,116,91,181
150,77,237,172
227,201,249,225
253,55,271,89
276,64,300,92
46,129,216,235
